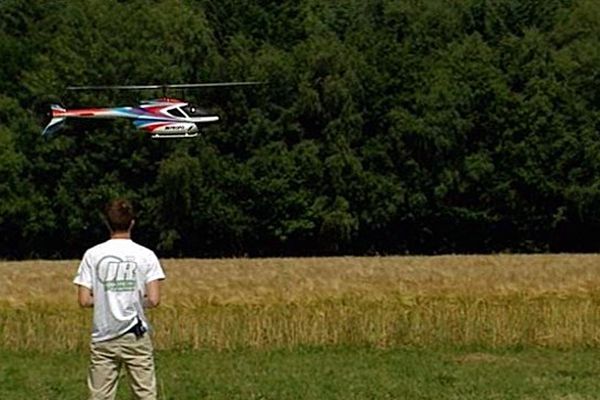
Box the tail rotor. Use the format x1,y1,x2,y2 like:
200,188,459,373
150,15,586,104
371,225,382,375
41,104,67,138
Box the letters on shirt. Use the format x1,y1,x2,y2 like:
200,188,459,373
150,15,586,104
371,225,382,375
95,255,138,292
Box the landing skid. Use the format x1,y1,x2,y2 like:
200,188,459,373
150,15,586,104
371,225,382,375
151,132,199,139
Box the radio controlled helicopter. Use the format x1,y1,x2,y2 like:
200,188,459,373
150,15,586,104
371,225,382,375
42,82,261,139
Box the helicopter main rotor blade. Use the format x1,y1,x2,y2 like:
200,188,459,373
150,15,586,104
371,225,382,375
66,85,164,91
166,82,264,89
66,82,265,91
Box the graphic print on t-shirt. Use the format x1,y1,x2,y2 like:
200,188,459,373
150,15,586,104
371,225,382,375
96,255,138,292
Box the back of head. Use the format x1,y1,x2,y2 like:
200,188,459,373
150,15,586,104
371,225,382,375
105,199,135,232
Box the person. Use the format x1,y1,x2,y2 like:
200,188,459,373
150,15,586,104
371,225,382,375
74,198,165,400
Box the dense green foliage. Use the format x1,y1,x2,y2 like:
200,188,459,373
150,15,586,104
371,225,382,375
3,348,600,399
2,0,600,258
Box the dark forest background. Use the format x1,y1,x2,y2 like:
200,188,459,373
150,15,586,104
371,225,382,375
2,0,600,259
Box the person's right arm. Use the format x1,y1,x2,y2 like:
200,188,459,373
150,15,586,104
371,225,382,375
144,279,161,308
144,253,165,308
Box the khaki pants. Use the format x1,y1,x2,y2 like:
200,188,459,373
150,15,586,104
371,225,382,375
88,333,157,400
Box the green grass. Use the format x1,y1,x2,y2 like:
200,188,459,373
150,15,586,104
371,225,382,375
3,347,600,399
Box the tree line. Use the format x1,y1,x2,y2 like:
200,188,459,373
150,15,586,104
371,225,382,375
1,0,599,259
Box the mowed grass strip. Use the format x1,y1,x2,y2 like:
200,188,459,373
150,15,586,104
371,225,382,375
2,255,600,350
4,347,600,399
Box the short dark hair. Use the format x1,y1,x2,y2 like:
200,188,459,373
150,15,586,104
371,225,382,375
105,199,135,232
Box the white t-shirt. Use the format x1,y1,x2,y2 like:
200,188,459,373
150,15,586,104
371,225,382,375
73,239,165,342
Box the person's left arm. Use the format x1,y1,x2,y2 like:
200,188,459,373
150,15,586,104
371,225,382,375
77,285,94,308
74,251,94,308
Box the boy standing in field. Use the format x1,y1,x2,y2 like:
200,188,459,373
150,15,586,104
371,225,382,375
74,198,165,400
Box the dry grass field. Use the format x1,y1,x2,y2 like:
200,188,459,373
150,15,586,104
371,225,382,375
2,254,600,351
